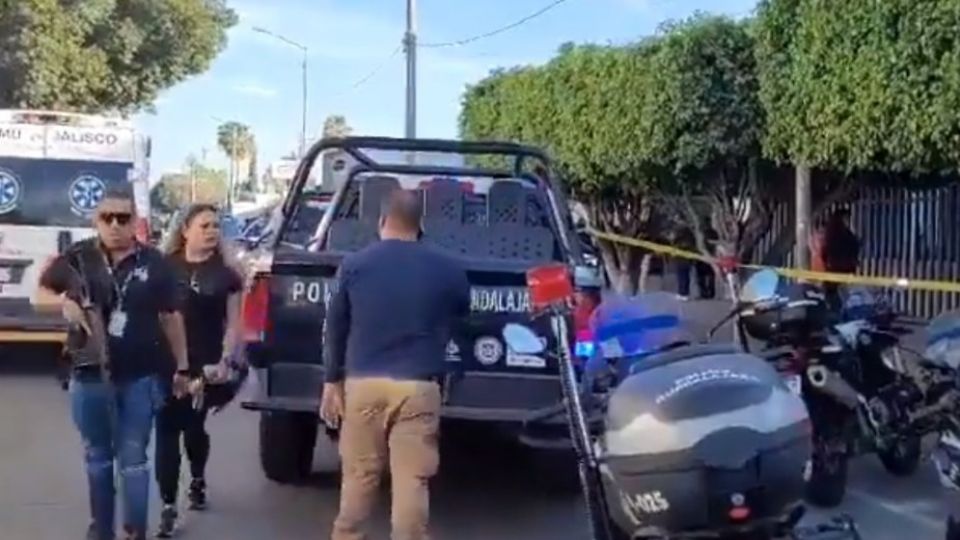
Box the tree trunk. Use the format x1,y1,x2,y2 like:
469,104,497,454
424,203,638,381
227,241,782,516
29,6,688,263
597,238,645,295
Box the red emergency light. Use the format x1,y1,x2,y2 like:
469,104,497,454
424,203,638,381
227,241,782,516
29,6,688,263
526,264,574,313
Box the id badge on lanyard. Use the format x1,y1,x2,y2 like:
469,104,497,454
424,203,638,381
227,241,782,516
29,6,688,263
106,252,139,339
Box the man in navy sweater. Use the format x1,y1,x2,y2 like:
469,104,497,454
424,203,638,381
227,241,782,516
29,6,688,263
321,188,470,540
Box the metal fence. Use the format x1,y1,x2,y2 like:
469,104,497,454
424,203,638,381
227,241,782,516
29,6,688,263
752,181,960,320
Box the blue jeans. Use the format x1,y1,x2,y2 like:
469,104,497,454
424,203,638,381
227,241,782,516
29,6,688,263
70,375,163,540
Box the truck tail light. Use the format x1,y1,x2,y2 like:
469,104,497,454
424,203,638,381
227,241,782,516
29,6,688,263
242,274,271,343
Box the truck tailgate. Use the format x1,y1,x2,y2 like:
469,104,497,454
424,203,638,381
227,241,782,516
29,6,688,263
256,249,566,414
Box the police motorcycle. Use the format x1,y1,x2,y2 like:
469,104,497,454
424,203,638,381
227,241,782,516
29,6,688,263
713,269,956,508
924,311,960,540
503,263,861,540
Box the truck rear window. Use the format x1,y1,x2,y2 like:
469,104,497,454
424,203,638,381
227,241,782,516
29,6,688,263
320,174,562,263
279,192,331,247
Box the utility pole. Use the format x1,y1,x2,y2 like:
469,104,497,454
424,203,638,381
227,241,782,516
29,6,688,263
795,164,812,269
404,0,417,139
301,48,308,157
190,158,197,203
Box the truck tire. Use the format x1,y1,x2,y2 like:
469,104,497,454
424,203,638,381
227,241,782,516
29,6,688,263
259,411,318,484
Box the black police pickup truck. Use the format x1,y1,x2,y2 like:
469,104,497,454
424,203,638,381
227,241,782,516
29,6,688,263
241,137,596,484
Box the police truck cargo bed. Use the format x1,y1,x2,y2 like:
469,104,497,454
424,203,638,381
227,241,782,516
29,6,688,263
239,137,597,484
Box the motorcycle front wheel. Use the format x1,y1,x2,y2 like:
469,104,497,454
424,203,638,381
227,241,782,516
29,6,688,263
805,435,849,508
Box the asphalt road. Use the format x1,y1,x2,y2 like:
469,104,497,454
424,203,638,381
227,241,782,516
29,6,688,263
0,304,948,540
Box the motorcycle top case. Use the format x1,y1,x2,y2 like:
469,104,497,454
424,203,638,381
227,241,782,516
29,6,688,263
598,344,812,539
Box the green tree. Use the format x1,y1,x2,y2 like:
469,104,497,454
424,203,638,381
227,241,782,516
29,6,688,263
638,15,770,266
0,0,236,112
216,121,255,200
460,18,769,291
151,160,228,211
755,0,960,173
216,121,254,162
461,46,668,293
322,114,352,138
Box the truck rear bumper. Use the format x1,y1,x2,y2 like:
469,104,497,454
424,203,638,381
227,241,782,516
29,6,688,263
0,299,67,343
241,363,579,449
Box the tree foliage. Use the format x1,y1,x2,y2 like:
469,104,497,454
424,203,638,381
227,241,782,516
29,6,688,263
0,0,236,113
755,0,960,173
322,114,353,138
460,15,768,289
150,158,227,213
639,15,770,263
216,121,255,161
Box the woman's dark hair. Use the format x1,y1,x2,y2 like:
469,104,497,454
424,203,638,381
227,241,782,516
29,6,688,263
162,203,220,256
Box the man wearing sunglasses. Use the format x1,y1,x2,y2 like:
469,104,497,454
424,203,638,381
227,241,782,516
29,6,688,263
34,187,189,540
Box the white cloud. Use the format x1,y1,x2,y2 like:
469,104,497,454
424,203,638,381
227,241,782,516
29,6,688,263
232,84,278,98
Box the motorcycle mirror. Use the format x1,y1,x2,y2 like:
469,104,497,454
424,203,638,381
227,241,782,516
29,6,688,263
502,323,546,355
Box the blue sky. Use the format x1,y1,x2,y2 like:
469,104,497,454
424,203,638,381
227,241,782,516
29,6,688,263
135,0,758,183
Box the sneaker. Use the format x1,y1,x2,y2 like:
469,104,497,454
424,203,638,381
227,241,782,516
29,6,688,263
188,479,207,511
156,505,177,538
120,525,146,540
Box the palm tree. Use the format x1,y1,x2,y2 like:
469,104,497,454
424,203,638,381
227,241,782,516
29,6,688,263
216,121,255,209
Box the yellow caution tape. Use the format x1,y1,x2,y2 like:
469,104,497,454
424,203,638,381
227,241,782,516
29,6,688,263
587,228,960,294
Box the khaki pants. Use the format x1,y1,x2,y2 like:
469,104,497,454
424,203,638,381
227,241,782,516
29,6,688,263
331,377,441,540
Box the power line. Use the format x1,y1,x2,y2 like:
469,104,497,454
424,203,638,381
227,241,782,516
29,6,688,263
329,44,403,98
419,0,572,48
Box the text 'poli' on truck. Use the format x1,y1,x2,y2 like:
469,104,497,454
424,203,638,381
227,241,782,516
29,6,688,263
0,109,151,345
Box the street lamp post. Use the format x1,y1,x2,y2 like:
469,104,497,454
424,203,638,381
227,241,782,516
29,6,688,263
253,26,308,158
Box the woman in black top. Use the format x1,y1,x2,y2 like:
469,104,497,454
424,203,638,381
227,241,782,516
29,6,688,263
155,204,244,537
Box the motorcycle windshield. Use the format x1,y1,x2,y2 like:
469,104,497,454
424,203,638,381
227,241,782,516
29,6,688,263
741,269,781,304
925,311,960,369
588,292,690,362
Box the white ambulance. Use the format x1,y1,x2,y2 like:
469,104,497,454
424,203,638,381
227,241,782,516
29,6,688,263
0,110,151,344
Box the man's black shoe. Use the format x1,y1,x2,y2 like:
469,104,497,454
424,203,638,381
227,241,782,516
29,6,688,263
188,479,207,511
